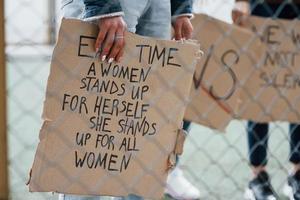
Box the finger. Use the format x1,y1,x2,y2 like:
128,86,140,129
115,31,126,62
174,22,183,40
107,28,125,63
232,10,245,26
95,24,109,52
183,24,193,39
232,10,239,24
100,28,117,61
115,44,125,63
237,13,245,26
240,14,249,27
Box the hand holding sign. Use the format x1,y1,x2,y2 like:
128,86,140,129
29,18,200,198
173,16,194,40
96,16,126,63
232,1,250,27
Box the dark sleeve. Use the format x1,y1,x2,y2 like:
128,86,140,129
83,0,123,18
171,0,193,16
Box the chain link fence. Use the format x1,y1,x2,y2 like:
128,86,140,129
5,0,58,199
2,0,299,199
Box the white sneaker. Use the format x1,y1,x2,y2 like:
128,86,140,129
165,167,200,200
283,183,294,200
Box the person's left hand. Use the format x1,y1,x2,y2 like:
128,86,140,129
173,16,193,40
232,1,250,27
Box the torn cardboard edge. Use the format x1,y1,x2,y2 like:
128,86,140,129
29,18,201,199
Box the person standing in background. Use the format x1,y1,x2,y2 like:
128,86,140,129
59,0,201,199
232,0,300,199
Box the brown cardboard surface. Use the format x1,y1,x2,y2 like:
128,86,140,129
240,16,300,122
185,14,264,130
186,14,300,130
29,18,200,198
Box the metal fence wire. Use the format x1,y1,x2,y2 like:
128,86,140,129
2,0,300,200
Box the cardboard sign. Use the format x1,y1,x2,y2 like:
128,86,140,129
29,19,200,198
240,16,300,122
185,14,300,130
185,14,264,130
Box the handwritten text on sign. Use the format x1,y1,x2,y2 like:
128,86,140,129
185,14,300,130
30,18,200,199
61,36,182,172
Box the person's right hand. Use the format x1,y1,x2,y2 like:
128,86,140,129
95,16,127,63
232,1,250,27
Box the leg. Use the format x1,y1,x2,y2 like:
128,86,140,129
245,122,277,199
183,120,191,132
176,120,191,163
283,124,300,200
247,121,269,175
289,123,300,171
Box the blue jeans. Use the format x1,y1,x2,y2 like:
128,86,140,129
248,122,300,166
60,0,183,199
61,0,171,39
248,2,300,167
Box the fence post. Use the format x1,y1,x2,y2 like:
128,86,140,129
0,0,9,199
48,0,56,44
